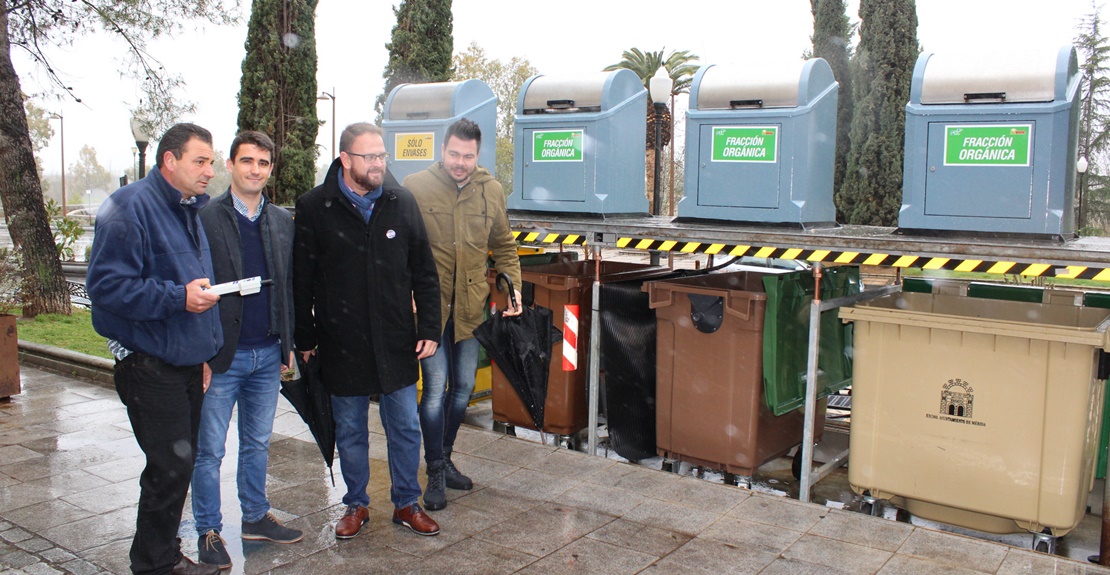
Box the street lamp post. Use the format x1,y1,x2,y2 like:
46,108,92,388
318,88,336,161
669,92,676,216
130,117,151,180
648,67,673,216
1078,156,1089,231
49,113,65,215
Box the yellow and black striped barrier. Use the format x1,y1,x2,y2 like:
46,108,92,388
511,231,1110,281
512,231,588,246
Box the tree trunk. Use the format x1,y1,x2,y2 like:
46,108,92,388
0,1,70,317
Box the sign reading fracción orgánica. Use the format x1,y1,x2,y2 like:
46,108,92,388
712,126,778,163
532,130,584,162
944,124,1032,166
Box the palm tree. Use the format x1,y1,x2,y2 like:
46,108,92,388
604,48,699,213
603,48,700,148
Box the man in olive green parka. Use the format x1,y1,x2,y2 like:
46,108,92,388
404,118,521,511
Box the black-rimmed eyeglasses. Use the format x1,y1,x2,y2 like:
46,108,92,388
345,152,389,163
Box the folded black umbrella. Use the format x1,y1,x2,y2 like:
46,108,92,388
473,273,559,429
280,353,336,484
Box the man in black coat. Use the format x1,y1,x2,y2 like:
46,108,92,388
193,131,303,569
293,122,442,539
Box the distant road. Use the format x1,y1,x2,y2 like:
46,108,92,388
0,221,95,260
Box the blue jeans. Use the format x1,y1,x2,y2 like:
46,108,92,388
191,343,281,534
418,317,480,465
331,385,422,509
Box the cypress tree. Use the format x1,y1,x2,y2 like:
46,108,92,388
1074,7,1110,232
375,0,454,119
237,0,319,205
838,0,918,226
811,0,855,221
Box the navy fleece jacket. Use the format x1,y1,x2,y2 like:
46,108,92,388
87,167,223,366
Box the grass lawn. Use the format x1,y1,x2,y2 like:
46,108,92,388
14,308,112,359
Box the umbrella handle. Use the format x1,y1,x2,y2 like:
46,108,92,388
495,272,518,310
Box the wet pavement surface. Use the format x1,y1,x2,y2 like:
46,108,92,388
3,364,1110,575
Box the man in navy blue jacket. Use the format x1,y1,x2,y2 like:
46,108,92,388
88,123,223,575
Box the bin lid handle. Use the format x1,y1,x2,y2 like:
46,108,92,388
964,91,1006,103
729,99,764,109
1097,315,1110,351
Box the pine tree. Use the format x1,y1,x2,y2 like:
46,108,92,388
237,0,319,205
1074,4,1110,233
838,0,918,226
375,0,454,120
811,0,855,221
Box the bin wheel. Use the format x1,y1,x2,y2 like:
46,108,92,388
792,449,804,480
860,501,875,516
1032,531,1057,555
894,508,912,524
723,472,751,488
557,434,581,451
493,421,516,437
860,495,881,517
661,459,678,473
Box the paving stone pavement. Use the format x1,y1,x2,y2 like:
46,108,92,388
3,364,1110,575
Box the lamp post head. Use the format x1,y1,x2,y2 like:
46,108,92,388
1077,156,1089,174
130,117,151,146
649,66,673,105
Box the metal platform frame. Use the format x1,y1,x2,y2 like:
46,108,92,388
510,214,1110,279
508,214,1110,508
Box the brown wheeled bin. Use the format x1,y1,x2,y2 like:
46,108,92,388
646,271,825,477
487,260,669,436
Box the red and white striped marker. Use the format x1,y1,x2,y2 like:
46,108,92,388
562,304,579,371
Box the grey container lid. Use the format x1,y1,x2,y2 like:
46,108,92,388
917,47,1070,104
384,79,495,120
693,59,836,110
520,69,644,113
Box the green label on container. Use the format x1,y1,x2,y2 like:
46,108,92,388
943,124,1032,166
532,130,584,162
711,126,778,163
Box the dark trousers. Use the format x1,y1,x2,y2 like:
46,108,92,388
114,353,204,575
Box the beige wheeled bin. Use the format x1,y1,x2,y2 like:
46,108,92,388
841,289,1110,539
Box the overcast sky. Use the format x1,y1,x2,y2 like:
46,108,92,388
17,0,1100,179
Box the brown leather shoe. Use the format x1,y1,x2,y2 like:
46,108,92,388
392,503,440,536
172,555,220,575
335,505,370,539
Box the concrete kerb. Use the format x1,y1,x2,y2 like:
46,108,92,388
17,340,114,388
